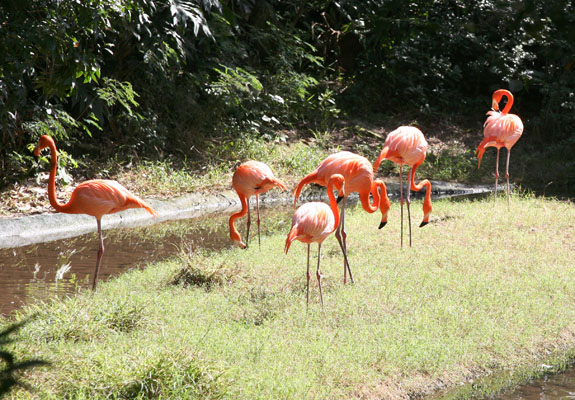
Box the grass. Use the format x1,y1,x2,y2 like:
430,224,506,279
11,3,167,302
2,194,575,399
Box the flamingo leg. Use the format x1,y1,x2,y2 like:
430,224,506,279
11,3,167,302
317,243,324,309
334,197,354,284
407,167,413,247
246,201,251,248
92,218,105,290
399,165,404,248
494,147,500,205
505,148,511,208
306,243,311,309
256,194,261,249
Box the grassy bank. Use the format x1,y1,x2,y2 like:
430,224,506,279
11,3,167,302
3,194,575,399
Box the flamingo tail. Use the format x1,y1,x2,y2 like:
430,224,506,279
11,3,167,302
128,196,159,218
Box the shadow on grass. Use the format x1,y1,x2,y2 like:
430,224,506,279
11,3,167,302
1,317,50,398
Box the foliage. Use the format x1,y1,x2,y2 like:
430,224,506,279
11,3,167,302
1,0,574,194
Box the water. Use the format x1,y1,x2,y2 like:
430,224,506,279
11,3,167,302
0,206,292,315
497,369,575,399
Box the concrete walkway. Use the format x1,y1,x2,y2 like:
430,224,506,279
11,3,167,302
0,181,493,249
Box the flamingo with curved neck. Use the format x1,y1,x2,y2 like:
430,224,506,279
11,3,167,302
285,174,345,308
292,151,390,284
373,126,432,248
34,135,158,289
476,89,524,206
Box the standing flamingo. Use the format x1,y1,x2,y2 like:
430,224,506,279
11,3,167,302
292,151,390,284
476,89,524,206
373,126,432,247
33,135,158,290
285,174,345,308
229,161,288,249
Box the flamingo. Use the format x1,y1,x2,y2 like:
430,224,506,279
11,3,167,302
285,174,345,308
292,151,390,284
33,135,158,290
229,160,288,249
476,89,524,206
373,126,432,248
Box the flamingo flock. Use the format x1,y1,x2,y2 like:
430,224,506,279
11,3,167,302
33,89,523,304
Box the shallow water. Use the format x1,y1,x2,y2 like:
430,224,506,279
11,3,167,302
497,369,575,399
0,206,293,315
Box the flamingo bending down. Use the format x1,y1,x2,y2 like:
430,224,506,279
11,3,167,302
285,174,345,308
373,126,432,247
476,89,524,206
292,151,390,284
229,161,288,249
33,135,158,290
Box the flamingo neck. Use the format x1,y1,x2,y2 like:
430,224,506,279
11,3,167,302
327,180,340,231
496,90,514,114
229,193,249,242
376,180,391,218
46,141,68,213
359,180,379,213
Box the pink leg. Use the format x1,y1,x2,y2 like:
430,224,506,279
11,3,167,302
245,201,251,248
256,194,261,249
316,243,324,309
334,197,353,284
406,167,413,247
494,147,500,205
92,218,105,290
505,148,511,207
399,165,404,248
306,244,311,309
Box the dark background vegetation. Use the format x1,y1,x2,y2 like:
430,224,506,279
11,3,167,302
1,0,574,194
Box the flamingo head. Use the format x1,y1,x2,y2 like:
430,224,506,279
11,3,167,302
229,230,247,249
419,199,432,228
33,135,55,156
491,89,513,113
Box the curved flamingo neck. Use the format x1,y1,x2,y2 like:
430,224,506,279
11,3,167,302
376,180,390,217
410,165,432,219
327,180,340,231
495,90,514,114
45,140,68,213
229,193,248,241
358,180,379,213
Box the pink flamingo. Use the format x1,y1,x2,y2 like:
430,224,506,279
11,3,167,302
285,174,345,308
476,89,524,205
373,126,432,247
34,135,158,290
292,151,390,284
229,161,288,249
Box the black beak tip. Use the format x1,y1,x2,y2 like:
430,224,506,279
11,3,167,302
337,195,343,204
419,221,429,228
378,221,387,229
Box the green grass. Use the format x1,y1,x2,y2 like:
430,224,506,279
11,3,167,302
3,194,575,399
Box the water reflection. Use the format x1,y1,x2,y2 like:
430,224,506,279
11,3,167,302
0,206,293,315
497,368,575,399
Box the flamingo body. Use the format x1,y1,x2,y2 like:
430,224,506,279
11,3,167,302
373,126,432,246
476,89,524,205
33,135,158,289
229,160,287,248
292,151,390,284
285,174,345,307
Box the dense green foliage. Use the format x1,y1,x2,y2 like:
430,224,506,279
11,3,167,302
1,0,574,190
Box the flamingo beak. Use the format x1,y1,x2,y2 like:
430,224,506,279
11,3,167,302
419,221,429,228
337,195,344,204
492,99,499,111
378,221,387,229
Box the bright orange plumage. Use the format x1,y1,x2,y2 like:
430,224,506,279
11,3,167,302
373,126,433,247
285,174,344,307
292,151,389,284
476,89,524,205
33,135,158,289
229,160,287,248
